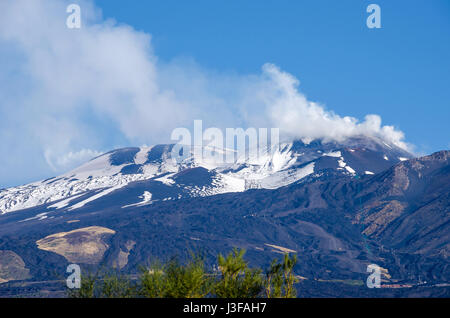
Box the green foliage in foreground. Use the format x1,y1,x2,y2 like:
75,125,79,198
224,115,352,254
140,256,212,298
68,249,299,298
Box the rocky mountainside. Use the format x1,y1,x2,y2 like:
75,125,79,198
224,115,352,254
0,136,411,214
0,140,448,297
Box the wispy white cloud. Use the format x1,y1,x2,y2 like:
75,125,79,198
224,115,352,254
0,0,409,187
246,64,408,149
44,148,102,171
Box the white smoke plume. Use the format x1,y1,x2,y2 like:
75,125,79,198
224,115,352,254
0,0,409,186
250,64,408,148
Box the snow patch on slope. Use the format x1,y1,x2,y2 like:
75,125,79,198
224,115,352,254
155,173,176,186
323,151,341,158
134,147,151,165
122,191,153,209
48,193,85,210
69,185,124,210
338,157,355,175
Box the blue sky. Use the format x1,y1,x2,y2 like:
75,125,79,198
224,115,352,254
96,0,450,153
0,0,449,188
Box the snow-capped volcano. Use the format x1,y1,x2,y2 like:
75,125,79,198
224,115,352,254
0,136,412,214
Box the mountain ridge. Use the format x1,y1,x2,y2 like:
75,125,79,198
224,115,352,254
0,140,448,297
0,136,412,214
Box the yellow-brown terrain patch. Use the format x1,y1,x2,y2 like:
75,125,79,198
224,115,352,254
112,240,136,270
36,226,116,264
357,201,406,237
264,243,297,254
0,250,31,284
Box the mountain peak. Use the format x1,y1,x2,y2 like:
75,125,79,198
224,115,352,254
0,138,415,214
